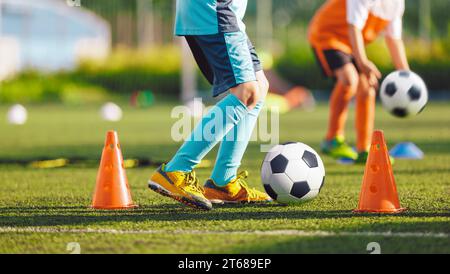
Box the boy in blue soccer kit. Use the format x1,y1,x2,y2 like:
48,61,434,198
148,0,272,210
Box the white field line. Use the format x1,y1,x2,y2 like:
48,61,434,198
0,227,448,238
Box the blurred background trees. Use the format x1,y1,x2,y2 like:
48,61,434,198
0,0,449,104
82,0,449,47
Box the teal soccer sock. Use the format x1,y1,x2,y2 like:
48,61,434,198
165,94,248,173
210,101,264,186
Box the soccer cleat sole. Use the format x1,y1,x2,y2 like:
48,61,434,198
148,181,212,211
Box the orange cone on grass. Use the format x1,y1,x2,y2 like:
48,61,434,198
354,130,406,213
92,131,137,209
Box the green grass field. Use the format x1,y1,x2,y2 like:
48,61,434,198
0,102,449,254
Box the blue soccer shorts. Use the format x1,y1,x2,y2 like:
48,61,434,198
185,31,262,97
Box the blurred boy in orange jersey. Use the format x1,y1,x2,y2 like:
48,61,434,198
308,0,409,163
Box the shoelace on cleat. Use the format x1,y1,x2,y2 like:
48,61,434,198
184,170,205,194
235,171,263,201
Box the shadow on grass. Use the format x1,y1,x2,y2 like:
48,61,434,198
326,167,450,176
0,204,449,227
226,232,450,254
0,144,179,165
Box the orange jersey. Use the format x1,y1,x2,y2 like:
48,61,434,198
308,0,404,54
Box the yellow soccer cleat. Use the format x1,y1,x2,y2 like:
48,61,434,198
148,164,212,211
204,171,273,204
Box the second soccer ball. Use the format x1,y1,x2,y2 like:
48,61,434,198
379,70,428,118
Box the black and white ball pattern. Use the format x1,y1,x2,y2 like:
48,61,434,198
380,70,428,118
261,142,325,204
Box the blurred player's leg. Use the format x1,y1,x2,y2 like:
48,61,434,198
354,74,394,164
355,74,376,153
322,64,358,160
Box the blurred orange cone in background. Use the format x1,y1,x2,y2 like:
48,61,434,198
92,131,138,209
354,130,406,213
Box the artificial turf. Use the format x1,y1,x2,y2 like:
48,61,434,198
0,102,448,254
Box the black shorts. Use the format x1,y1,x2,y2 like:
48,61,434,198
185,32,262,97
312,48,358,78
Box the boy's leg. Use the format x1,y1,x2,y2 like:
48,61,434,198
321,63,359,160
355,74,376,152
312,48,358,159
354,74,394,165
151,89,251,211
204,71,272,204
326,63,359,140
156,84,258,208
203,36,272,203
210,71,269,186
149,32,261,209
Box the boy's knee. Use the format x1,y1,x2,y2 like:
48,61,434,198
231,81,260,108
336,64,359,89
339,72,359,89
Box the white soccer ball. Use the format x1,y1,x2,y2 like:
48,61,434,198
7,104,28,125
261,142,325,204
380,70,428,118
100,102,123,122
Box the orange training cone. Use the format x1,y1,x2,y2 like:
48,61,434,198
92,131,138,209
354,130,406,213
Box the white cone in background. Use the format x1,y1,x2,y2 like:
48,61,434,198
185,98,205,118
7,104,28,125
100,102,123,122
